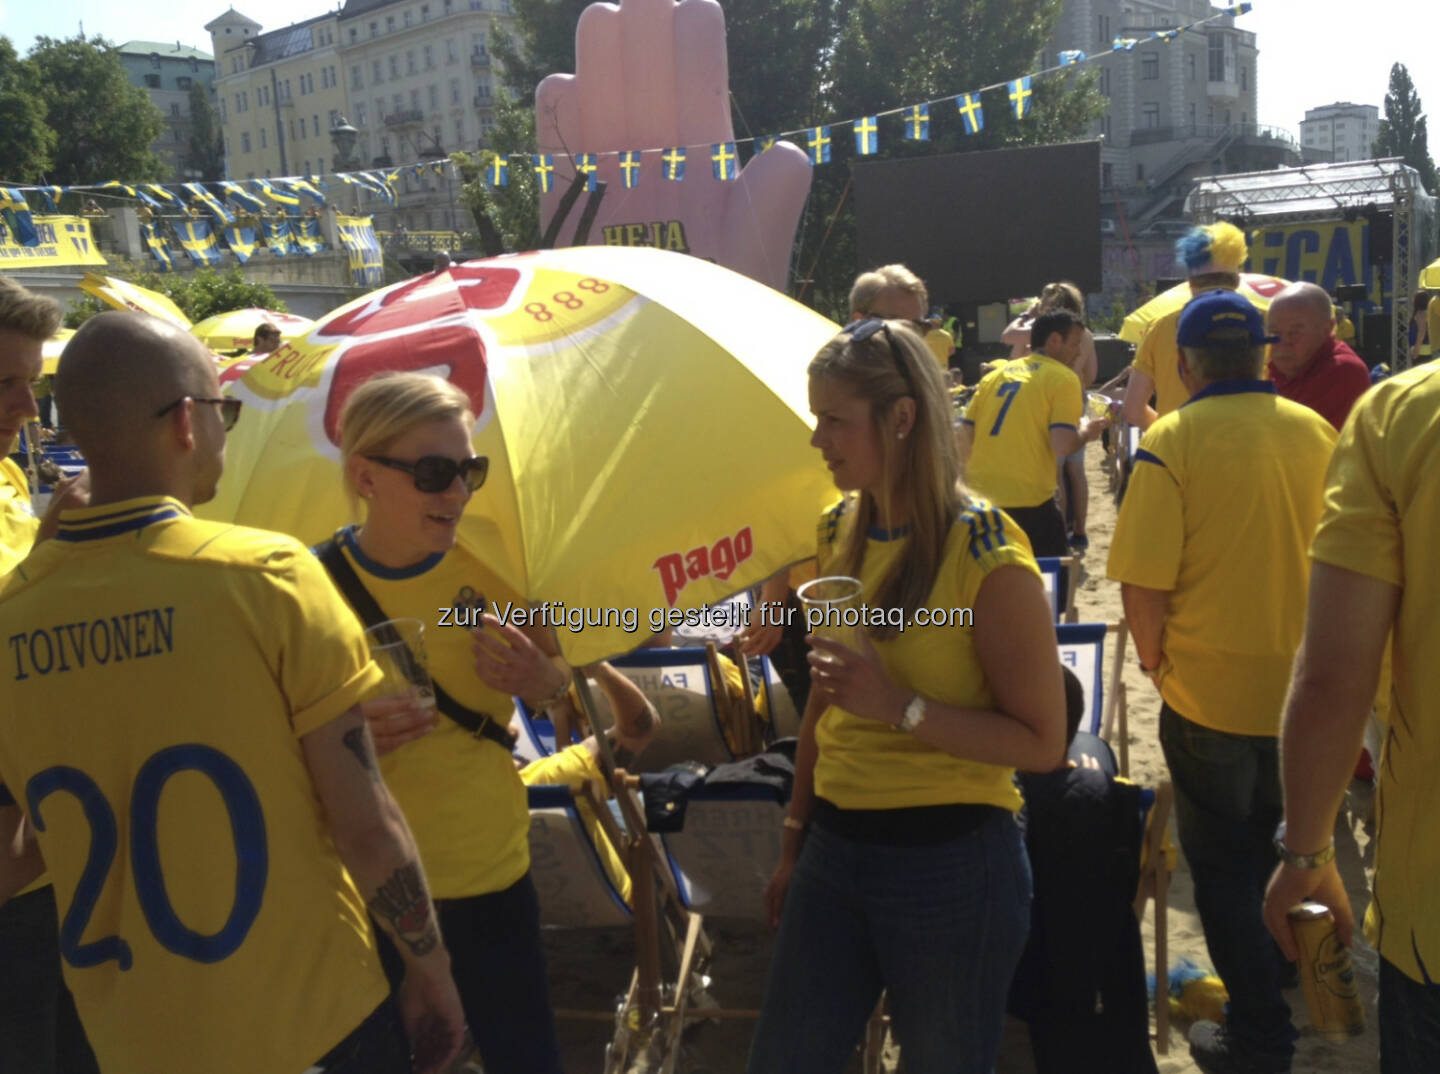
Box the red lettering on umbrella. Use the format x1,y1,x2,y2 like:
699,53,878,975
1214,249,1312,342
653,526,754,605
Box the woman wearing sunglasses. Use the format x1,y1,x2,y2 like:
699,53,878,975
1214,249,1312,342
747,319,1067,1074
327,372,565,1074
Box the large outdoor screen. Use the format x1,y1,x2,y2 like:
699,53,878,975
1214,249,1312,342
852,140,1102,302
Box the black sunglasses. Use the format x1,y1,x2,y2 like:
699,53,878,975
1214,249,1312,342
154,396,243,432
844,317,916,393
367,454,489,493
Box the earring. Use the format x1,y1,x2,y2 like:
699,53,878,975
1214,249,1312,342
897,432,905,440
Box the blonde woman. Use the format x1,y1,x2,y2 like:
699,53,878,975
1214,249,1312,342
325,372,566,1074
748,320,1067,1074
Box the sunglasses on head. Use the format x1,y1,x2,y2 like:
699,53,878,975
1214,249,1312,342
154,396,243,432
366,454,489,493
843,317,916,393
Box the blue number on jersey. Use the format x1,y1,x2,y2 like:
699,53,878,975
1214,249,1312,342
990,381,1022,436
26,745,268,971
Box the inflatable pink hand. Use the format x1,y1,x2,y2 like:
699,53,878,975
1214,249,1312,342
535,0,812,294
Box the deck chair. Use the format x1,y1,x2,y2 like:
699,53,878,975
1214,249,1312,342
1134,781,1175,1056
1056,622,1131,776
659,784,786,920
759,654,801,740
604,645,748,770
527,784,633,929
1036,556,1080,624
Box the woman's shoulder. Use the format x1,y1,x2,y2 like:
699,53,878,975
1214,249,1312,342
953,497,1038,571
817,494,854,547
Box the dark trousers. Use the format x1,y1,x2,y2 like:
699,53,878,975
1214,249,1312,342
1159,704,1296,1058
313,999,411,1073
1001,499,1069,558
375,871,564,1074
0,887,99,1074
1380,957,1440,1073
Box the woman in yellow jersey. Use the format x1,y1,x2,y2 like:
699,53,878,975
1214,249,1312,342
747,319,1067,1074
331,373,566,1074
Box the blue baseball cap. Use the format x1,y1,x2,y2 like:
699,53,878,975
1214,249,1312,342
1176,289,1278,347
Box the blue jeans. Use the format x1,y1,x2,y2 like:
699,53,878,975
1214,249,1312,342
746,808,1031,1074
1380,957,1440,1073
1159,705,1296,1058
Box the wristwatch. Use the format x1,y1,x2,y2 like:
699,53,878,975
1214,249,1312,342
899,694,928,734
1273,821,1336,869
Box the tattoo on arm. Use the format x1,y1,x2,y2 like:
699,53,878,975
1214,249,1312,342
342,726,379,778
368,861,440,957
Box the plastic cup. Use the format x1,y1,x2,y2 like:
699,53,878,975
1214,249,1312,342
796,576,865,661
1085,391,1121,422
364,617,437,710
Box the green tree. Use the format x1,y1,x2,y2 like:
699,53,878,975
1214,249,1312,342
0,37,55,183
63,263,286,329
452,89,542,254
1373,63,1437,194
184,83,226,181
24,35,167,185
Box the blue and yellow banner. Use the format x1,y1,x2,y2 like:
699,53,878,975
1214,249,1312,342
336,214,383,287
223,224,259,263
141,222,174,271
1248,220,1392,311
175,219,222,266
262,216,298,256
0,215,105,268
293,215,325,255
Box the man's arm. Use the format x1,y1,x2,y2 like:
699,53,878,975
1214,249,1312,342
1263,563,1398,957
0,803,44,908
1120,582,1169,671
956,421,974,474
586,660,658,755
302,709,468,1074
1122,367,1158,429
1049,418,1106,460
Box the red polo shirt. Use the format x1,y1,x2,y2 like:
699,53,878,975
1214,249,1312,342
1269,337,1371,430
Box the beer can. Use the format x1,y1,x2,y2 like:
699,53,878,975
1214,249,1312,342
1288,902,1365,1040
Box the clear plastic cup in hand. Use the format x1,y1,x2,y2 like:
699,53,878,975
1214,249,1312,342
797,576,865,663
364,617,437,712
1085,391,1121,422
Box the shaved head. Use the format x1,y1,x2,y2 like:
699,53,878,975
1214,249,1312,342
1267,282,1336,379
1269,281,1334,322
57,312,216,458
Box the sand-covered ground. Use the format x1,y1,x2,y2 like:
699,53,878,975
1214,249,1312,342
545,443,1382,1073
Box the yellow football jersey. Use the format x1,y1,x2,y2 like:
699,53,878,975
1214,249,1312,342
0,457,38,578
333,526,530,899
1308,363,1440,984
811,496,1033,812
1131,306,1191,419
962,353,1082,506
1107,383,1336,736
0,497,388,1074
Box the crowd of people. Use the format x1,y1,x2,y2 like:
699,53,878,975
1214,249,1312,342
0,221,1435,1074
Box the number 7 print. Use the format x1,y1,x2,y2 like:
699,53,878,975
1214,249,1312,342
990,381,1022,436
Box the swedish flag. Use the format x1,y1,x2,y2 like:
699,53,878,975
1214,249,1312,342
956,93,985,135
806,126,831,166
255,179,301,208
294,215,324,255
755,134,778,153
1225,2,1252,13
33,186,63,211
175,219,222,266
146,184,178,204
575,152,598,191
140,222,174,271
661,147,687,182
262,216,298,256
100,180,137,198
854,117,879,155
1113,36,1138,51
222,224,259,263
220,181,266,213
1152,28,1180,43
533,154,556,193
904,104,930,141
486,156,509,188
1059,50,1087,66
183,183,235,224
618,150,641,189
1008,77,1033,120
0,188,38,246
279,177,326,204
711,142,738,181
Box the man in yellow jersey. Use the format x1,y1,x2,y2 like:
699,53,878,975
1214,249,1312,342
1108,290,1337,1074
0,274,98,1074
1122,222,1252,429
959,308,1107,557
1262,360,1440,1072
0,312,468,1074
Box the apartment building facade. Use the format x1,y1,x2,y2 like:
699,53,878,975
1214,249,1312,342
116,41,217,181
1301,102,1380,164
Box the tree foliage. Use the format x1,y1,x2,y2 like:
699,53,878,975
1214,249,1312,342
24,36,168,185
452,90,542,255
0,37,55,183
1373,63,1437,195
63,264,286,329
184,83,226,182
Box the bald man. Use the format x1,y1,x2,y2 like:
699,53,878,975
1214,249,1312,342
1266,282,1372,431
0,313,469,1074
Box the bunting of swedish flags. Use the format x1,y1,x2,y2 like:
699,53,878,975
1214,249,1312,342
1225,2,1252,13
575,152,598,191
1009,77,1033,120
34,186,62,211
618,150,641,189
533,154,556,193
182,183,235,224
1113,36,1138,51
904,104,930,141
146,184,178,204
486,156,509,188
806,126,831,166
711,142,738,181
1152,29,1180,43
661,147,687,182
100,181,137,198
957,93,985,135
854,116,879,155
756,135,778,153
255,179,300,208
1059,50,1087,66
220,181,266,213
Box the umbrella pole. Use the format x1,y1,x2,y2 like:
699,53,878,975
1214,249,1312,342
25,420,43,513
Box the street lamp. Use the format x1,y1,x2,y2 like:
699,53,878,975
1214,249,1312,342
330,117,360,171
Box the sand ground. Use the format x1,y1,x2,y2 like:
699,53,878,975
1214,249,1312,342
546,443,1382,1073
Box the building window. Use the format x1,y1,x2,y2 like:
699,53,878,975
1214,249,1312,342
352,66,363,90
370,20,378,37
1208,34,1225,81
389,55,399,78
476,81,490,100
145,73,161,88
1136,162,1145,182
1188,102,1196,128
1187,53,1196,81
260,128,267,148
1142,102,1160,128
450,78,460,104
1141,52,1159,80
455,116,464,145
393,93,403,113
407,51,417,75
447,39,458,64
421,3,430,19
1099,65,1110,96
190,57,199,72
357,103,368,126
1102,162,1113,189
304,160,311,174
241,131,251,152
410,88,421,111
177,76,193,90
171,102,181,117
1240,66,1248,90
428,84,439,110
373,60,383,83
150,52,161,68
299,117,307,138
404,9,412,26
424,45,434,69
387,15,396,31
314,115,321,138
350,28,358,42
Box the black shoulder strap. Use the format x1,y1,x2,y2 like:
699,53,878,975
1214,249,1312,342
317,534,517,752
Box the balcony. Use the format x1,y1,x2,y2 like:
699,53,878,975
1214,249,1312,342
1207,78,1241,101
277,94,294,109
472,94,492,108
1128,123,1298,152
470,49,490,68
384,109,425,128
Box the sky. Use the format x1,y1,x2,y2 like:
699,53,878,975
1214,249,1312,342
1,0,1437,139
